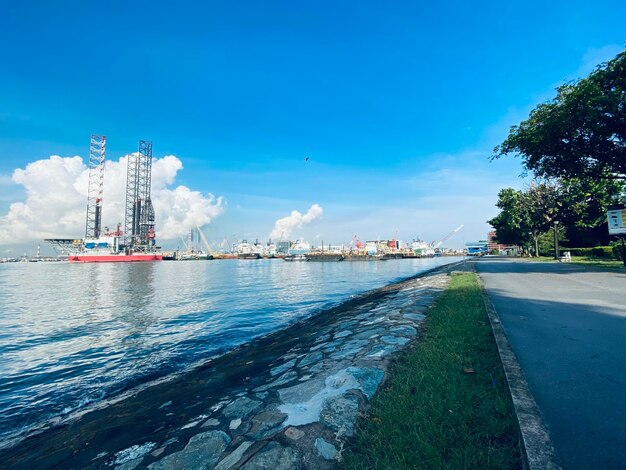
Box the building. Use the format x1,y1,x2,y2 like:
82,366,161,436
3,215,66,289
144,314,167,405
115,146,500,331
487,231,505,252
276,241,291,254
465,241,488,256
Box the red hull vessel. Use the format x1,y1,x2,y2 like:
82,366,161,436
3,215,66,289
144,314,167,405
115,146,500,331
69,253,162,263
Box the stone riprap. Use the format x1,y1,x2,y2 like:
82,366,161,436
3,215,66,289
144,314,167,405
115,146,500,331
0,263,462,470
136,269,450,469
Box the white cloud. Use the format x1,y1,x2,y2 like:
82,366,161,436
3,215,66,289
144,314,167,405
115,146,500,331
154,186,224,239
0,154,224,244
269,204,323,240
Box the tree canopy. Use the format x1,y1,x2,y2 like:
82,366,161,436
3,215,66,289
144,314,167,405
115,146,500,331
489,181,561,255
489,178,624,252
493,49,626,181
488,188,530,247
559,177,625,228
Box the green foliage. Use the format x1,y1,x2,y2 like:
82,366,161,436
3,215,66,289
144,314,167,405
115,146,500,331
490,177,625,253
559,178,625,228
488,188,530,247
593,246,616,258
566,247,595,257
493,49,626,181
524,180,561,233
488,181,562,256
490,48,626,250
537,227,566,257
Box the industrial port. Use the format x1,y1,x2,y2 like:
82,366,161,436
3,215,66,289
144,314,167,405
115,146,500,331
148,225,466,261
0,134,467,263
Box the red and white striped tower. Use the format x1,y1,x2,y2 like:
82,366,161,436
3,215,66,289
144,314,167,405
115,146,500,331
85,134,106,239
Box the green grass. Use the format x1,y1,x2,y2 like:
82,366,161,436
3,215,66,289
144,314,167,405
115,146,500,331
568,257,624,269
533,255,625,269
342,273,521,470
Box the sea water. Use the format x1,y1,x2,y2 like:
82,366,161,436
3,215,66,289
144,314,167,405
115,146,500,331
0,257,462,443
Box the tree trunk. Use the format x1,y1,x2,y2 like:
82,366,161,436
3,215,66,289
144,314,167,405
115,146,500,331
534,236,539,258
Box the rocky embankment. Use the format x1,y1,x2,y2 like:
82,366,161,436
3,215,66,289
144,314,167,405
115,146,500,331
1,262,463,469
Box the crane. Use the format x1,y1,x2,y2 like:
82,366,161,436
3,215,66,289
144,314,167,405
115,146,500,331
352,235,364,252
431,225,464,249
179,236,189,251
390,229,399,251
196,224,214,256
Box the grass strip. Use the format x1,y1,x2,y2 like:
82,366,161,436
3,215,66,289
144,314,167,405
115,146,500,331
342,272,521,469
533,255,624,269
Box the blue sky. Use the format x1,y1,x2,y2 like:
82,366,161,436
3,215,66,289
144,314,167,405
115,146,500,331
1,1,625,252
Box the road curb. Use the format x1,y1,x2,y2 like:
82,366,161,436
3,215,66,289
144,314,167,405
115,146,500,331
475,265,561,470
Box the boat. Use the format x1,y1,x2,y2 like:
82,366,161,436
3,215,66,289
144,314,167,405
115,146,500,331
305,252,344,262
162,251,177,261
236,240,263,259
382,253,404,259
283,254,308,262
176,251,213,261
343,253,386,261
238,252,262,260
281,239,312,261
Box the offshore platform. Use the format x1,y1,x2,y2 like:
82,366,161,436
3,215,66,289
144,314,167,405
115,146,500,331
46,135,162,262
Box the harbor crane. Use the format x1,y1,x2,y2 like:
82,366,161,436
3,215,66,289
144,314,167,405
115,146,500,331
196,224,214,256
431,225,464,249
352,235,364,251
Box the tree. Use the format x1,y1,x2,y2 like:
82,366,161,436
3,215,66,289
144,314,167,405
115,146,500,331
523,181,562,256
489,181,562,256
488,188,531,249
493,49,626,181
559,177,625,228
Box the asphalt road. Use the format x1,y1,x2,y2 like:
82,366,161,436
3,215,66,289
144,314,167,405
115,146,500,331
476,258,626,469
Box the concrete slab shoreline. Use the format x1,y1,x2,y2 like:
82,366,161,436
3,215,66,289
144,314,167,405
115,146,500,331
0,261,467,469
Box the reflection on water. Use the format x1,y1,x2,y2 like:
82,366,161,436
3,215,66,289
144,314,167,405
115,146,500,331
0,257,462,442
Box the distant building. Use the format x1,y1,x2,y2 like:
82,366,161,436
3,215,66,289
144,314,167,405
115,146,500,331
487,230,522,255
276,241,291,254
487,231,505,252
465,241,488,256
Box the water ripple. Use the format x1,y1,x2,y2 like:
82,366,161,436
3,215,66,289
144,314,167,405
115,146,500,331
0,257,461,443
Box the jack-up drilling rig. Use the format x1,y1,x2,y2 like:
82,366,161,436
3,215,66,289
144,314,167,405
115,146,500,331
123,140,157,253
46,135,162,262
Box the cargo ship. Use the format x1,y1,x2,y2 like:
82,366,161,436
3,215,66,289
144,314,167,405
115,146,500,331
283,254,307,261
305,253,344,262
236,240,263,259
343,253,386,261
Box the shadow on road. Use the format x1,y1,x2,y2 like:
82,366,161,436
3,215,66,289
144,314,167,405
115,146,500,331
475,256,626,277
479,261,626,469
